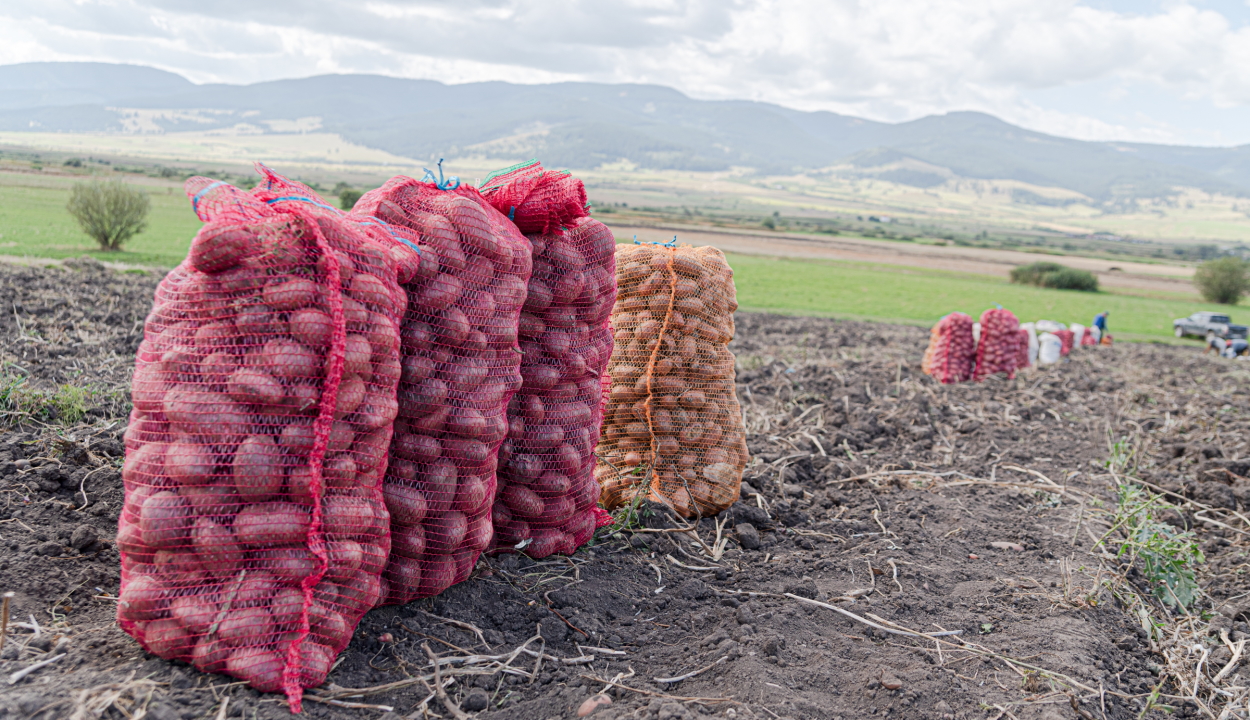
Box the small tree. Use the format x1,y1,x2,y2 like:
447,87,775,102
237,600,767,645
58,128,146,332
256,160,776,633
1194,257,1249,305
66,180,150,251
339,188,363,211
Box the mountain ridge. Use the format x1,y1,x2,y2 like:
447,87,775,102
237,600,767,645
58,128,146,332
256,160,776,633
2,61,1249,200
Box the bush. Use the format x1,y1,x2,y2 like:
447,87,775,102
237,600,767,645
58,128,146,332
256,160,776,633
339,188,362,211
66,180,150,251
1194,257,1249,304
1010,261,1099,292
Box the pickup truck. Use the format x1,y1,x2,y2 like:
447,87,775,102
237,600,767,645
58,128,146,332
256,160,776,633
1173,312,1248,339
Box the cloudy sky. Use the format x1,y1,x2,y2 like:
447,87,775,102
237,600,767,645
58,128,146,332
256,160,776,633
3,0,1250,146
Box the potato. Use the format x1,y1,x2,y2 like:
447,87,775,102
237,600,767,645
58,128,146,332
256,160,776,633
233,572,282,608
181,481,239,517
259,339,320,380
253,546,318,581
118,574,169,622
189,226,253,274
391,523,426,558
328,420,355,452
279,421,315,455
163,390,250,440
525,528,567,559
453,473,491,513
310,606,352,647
384,556,423,598
323,496,386,539
383,483,429,525
192,636,230,672
232,435,284,501
225,647,285,693
501,484,544,520
123,442,168,487
263,278,320,311
289,308,334,348
234,502,311,546
323,453,358,489
419,556,459,597
117,521,154,562
143,617,193,660
270,586,306,627
140,491,191,548
191,517,243,574
342,333,373,379
170,593,219,635
297,642,338,689
333,374,365,419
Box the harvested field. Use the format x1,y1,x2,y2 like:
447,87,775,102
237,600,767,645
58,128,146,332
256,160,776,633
0,261,1247,719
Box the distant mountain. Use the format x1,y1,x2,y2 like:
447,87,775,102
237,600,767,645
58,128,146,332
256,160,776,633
2,61,1249,200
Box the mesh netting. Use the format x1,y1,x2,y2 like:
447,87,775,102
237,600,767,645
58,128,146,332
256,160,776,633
479,164,614,558
351,174,531,605
920,312,975,384
973,308,1021,381
1080,329,1098,346
594,243,748,518
119,169,410,710
1014,328,1031,370
480,159,589,235
1055,329,1075,356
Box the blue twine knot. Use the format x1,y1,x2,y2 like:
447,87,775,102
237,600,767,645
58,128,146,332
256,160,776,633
421,158,461,191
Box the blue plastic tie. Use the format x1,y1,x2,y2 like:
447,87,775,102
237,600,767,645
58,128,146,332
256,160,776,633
358,216,422,256
421,158,461,191
508,206,516,221
190,180,228,216
632,234,677,248
265,195,341,214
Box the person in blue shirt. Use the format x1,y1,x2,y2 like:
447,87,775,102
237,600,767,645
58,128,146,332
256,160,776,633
1092,311,1108,335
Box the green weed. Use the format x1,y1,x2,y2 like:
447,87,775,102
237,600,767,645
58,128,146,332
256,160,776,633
1101,482,1204,609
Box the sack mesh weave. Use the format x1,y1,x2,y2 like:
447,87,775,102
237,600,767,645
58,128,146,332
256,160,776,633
973,308,1021,381
1055,329,1075,356
920,312,975,384
595,243,748,518
351,175,531,604
119,169,408,710
480,164,615,557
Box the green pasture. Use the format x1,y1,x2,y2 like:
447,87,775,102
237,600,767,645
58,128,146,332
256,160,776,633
0,170,1232,343
723,252,1222,342
0,171,199,266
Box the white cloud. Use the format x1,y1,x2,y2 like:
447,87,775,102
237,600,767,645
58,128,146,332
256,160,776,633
1,0,1250,144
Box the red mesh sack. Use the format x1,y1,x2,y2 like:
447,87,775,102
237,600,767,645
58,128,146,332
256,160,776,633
118,169,410,710
973,308,1020,381
1015,328,1030,369
595,242,748,518
479,159,589,235
920,312,974,384
351,169,531,604
1080,329,1098,346
1055,329,1075,356
479,165,616,558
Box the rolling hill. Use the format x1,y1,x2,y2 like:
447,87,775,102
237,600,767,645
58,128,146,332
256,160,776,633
2,61,1250,201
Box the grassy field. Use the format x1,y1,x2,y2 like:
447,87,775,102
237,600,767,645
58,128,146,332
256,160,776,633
0,171,203,266
0,168,1233,343
723,252,1230,341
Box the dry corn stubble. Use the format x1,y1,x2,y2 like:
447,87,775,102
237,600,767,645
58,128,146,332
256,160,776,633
595,243,748,518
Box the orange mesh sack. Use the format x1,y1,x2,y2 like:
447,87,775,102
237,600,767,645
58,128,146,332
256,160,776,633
118,169,409,710
595,242,748,518
480,165,615,558
351,170,531,605
920,312,974,384
973,308,1020,381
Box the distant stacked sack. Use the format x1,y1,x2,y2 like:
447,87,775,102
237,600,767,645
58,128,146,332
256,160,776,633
352,169,532,605
120,169,413,709
1054,329,1075,356
973,308,1021,380
921,312,975,384
596,242,748,518
478,161,616,558
1014,328,1030,370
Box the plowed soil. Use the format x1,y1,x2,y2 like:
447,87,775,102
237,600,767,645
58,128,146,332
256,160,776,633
0,261,1247,720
